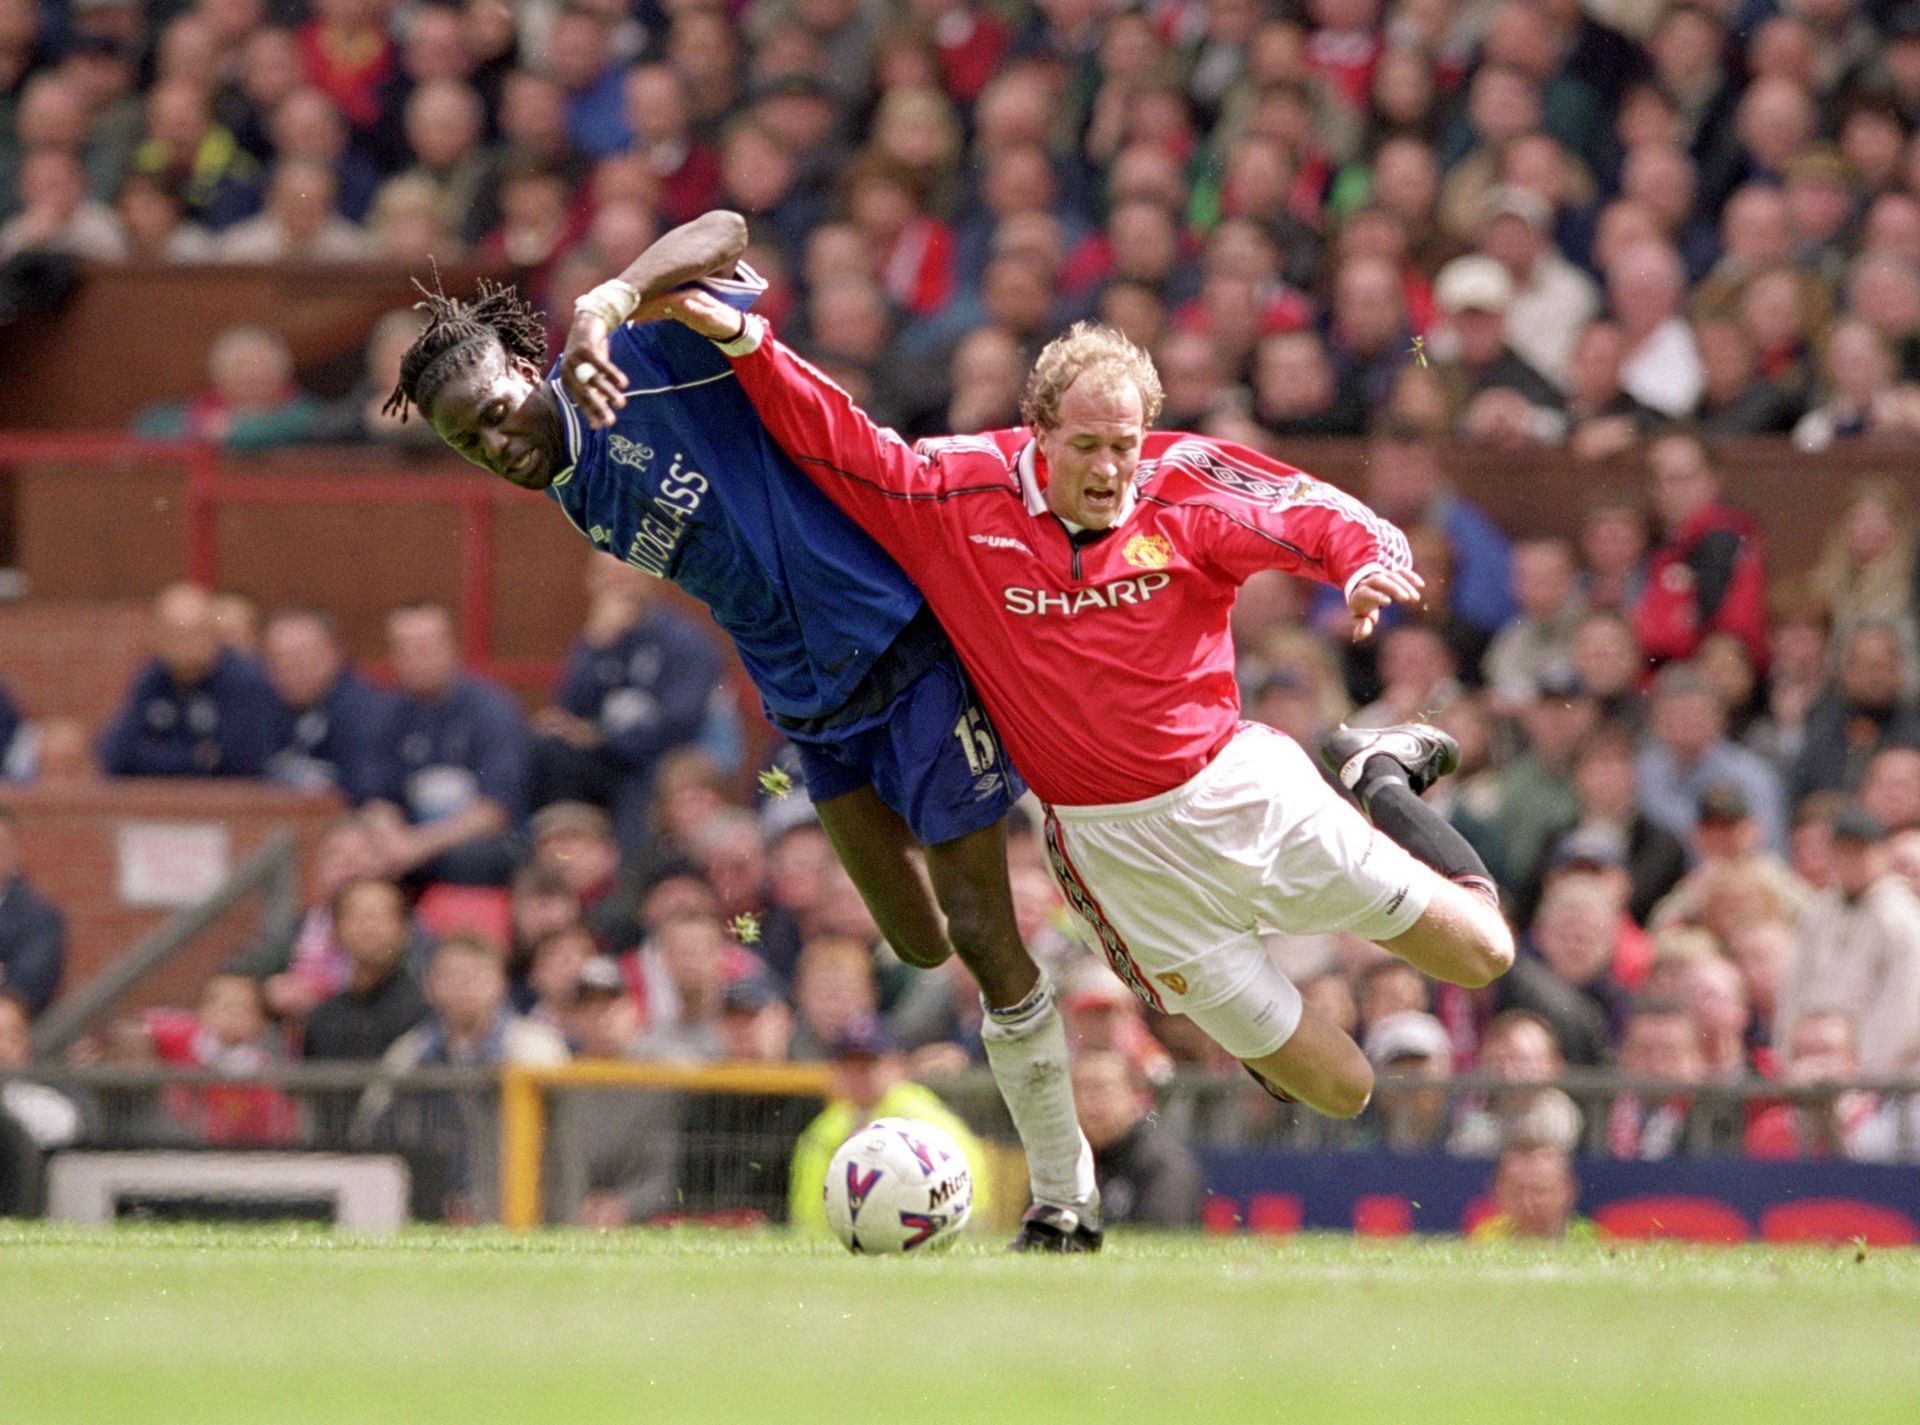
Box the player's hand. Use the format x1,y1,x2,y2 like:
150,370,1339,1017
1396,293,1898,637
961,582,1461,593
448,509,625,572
562,311,630,430
1346,567,1425,642
633,287,748,343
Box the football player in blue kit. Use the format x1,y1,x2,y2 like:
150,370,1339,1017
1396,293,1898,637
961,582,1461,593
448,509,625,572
382,213,1099,1249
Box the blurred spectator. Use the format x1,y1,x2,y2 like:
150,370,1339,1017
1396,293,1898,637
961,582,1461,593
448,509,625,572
1634,433,1770,673
1429,254,1564,445
315,308,442,447
1538,730,1688,928
1790,622,1920,803
97,582,280,779
1363,1010,1454,1152
1563,321,1654,459
1480,184,1599,391
297,0,395,142
1745,1010,1906,1161
527,803,639,956
1573,493,1648,618
360,933,566,1220
1779,808,1920,1075
0,989,84,1200
788,934,880,1062
1647,783,1811,938
111,169,215,261
1861,742,1920,832
1792,318,1920,451
0,148,123,260
243,819,407,1021
1071,1049,1204,1229
1494,669,1597,889
1681,951,1762,1082
548,955,682,1228
0,808,62,1017
132,326,324,449
1605,996,1718,1159
1468,1140,1594,1240
506,861,584,999
524,926,600,1038
259,606,389,802
1362,422,1515,644
1449,1010,1583,1156
363,602,528,888
1635,667,1788,855
718,973,795,1063
215,158,369,262
786,1019,988,1237
1812,481,1919,650
630,911,733,1062
623,63,721,227
140,973,299,1146
129,78,263,230
1483,537,1586,711
1609,239,1702,418
1248,328,1367,437
529,555,724,849
1495,875,1621,1067
1750,583,1832,770
301,877,429,1061
1060,962,1173,1086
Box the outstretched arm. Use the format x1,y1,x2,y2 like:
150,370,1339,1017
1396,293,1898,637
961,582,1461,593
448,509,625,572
562,211,750,427
639,285,959,561
1157,435,1422,640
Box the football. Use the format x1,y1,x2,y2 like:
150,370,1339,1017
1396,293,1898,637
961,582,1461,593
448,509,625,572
822,1116,974,1254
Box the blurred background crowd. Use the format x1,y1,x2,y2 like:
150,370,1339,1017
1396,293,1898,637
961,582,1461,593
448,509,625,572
6,0,1920,1228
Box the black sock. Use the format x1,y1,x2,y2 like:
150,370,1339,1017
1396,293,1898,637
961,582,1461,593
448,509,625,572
1359,759,1497,901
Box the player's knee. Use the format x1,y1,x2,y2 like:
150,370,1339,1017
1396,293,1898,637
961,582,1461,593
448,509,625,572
938,894,1019,972
1458,914,1516,988
891,936,954,971
1325,1063,1374,1119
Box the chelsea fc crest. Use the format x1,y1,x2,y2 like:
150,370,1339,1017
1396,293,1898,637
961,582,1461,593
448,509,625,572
1122,534,1173,570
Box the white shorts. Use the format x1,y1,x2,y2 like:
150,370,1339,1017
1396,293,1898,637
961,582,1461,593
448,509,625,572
1043,723,1433,1060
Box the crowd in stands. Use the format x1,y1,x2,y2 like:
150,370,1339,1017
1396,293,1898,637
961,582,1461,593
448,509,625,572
8,0,1920,1219
4,0,1920,451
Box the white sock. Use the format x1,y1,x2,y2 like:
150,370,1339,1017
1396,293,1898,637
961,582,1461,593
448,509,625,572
980,979,1099,1221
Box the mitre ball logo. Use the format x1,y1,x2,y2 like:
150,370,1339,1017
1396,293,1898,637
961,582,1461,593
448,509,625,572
1122,534,1173,570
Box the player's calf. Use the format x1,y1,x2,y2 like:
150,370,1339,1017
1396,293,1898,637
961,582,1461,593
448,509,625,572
1383,879,1515,988
1242,1008,1374,1119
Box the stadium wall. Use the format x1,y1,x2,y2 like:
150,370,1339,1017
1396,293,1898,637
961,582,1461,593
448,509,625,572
1200,1149,1920,1245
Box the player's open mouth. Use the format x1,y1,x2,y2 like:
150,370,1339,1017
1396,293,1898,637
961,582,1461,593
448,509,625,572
508,447,540,481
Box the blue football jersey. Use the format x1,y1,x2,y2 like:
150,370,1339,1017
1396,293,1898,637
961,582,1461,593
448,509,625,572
543,266,923,724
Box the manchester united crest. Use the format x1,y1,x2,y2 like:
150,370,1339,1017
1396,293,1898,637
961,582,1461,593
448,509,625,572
1122,533,1173,570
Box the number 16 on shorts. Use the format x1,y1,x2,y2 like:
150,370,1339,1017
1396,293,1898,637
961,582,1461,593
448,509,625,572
954,706,1004,797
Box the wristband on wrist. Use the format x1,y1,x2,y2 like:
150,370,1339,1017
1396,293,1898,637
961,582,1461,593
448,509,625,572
573,278,640,328
716,312,763,356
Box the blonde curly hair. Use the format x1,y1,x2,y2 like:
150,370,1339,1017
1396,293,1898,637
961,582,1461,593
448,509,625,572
1020,321,1166,432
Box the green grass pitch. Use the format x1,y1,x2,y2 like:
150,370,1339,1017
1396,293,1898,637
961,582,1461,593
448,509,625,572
4,1223,1918,1425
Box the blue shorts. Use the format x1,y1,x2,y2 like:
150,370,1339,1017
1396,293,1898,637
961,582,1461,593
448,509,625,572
789,650,1024,847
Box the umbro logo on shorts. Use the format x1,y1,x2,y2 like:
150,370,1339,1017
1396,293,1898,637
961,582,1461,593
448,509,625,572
1385,886,1408,916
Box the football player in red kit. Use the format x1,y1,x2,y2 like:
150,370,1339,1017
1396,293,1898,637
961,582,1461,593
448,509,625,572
610,244,1513,1123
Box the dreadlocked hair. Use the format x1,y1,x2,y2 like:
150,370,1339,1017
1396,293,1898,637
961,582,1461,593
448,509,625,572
382,264,550,423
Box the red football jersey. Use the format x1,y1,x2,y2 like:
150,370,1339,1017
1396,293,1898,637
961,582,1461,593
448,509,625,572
723,322,1413,806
